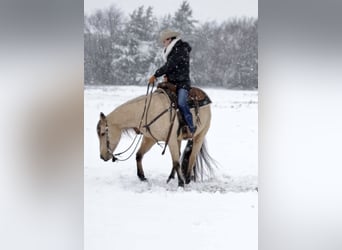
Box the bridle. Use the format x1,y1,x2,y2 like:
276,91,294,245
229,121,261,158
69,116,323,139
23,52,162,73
104,122,112,155
101,112,142,163
99,119,113,156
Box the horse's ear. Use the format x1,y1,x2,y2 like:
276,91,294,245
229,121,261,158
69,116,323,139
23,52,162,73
100,112,106,120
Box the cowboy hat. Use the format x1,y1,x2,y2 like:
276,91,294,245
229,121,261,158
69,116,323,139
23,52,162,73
159,29,181,42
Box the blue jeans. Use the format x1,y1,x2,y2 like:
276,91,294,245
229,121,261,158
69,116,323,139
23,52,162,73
177,88,195,133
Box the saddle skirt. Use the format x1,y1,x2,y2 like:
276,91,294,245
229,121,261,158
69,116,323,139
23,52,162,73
156,82,212,109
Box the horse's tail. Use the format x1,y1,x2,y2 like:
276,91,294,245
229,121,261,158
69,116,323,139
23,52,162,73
194,138,218,181
181,138,218,182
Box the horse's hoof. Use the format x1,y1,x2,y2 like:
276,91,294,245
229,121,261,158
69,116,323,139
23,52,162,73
185,176,191,184
166,176,174,183
138,176,147,182
178,181,185,187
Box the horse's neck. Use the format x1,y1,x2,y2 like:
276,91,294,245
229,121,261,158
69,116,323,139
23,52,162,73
107,95,150,129
107,92,170,129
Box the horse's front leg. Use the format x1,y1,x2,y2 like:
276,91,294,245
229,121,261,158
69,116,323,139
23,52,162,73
166,169,175,183
168,140,185,187
166,139,182,183
136,136,155,181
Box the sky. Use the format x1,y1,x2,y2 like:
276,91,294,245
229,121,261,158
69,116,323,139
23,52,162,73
84,0,258,23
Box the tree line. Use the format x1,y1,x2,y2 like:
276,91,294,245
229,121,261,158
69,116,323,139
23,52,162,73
84,1,257,89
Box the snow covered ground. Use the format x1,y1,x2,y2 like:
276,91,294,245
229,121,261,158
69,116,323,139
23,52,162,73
84,86,258,250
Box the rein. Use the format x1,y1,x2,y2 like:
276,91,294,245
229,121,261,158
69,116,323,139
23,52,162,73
109,85,154,162
142,86,175,153
107,83,174,162
112,85,153,162
140,84,165,147
142,87,177,155
112,135,142,162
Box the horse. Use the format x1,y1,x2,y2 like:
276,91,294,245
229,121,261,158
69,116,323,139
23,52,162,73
96,86,215,187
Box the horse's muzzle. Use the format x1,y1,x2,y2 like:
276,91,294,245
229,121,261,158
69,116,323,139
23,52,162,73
100,155,110,161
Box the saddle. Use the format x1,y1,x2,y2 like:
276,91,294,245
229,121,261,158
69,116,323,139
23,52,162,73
156,82,212,139
157,82,212,109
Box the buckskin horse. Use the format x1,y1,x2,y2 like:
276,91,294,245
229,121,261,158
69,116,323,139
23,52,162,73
96,84,216,187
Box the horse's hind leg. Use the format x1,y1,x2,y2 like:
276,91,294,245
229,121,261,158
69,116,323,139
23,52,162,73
181,140,193,178
136,136,155,181
185,132,207,184
174,161,185,187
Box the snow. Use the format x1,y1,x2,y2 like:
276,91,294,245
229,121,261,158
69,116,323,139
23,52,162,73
85,86,258,250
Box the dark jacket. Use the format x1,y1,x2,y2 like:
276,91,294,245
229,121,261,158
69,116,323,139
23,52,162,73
154,39,192,90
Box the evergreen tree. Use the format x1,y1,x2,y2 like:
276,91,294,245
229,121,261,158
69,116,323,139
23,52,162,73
106,6,126,85
122,6,158,85
84,10,112,85
84,2,258,89
84,6,125,85
191,22,218,86
172,1,197,38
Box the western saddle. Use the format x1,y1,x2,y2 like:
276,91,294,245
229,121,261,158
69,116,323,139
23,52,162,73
156,82,212,139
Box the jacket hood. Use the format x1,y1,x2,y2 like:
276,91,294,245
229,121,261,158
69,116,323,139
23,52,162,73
182,40,192,52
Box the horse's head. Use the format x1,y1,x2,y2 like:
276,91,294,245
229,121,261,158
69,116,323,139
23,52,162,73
96,112,121,161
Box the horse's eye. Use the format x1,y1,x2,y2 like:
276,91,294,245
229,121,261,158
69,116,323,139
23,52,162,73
101,132,106,136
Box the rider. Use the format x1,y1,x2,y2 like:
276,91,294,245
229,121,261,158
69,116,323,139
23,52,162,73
148,29,196,139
